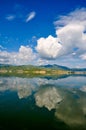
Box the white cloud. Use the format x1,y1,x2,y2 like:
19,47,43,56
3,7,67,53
0,45,6,50
36,8,86,62
54,8,86,28
26,11,36,22
37,58,49,66
0,45,36,65
5,15,16,21
36,35,62,59
80,53,86,60
2,8,86,67
56,24,86,56
5,11,36,22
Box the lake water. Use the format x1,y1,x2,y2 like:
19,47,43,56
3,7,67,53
0,76,86,130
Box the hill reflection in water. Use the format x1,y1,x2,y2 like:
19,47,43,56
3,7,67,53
0,76,86,130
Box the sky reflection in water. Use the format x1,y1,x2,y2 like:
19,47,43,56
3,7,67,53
0,76,86,130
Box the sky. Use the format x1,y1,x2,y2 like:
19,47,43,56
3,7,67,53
0,0,86,68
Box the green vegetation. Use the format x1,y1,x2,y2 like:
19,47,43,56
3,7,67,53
0,65,71,77
0,64,86,78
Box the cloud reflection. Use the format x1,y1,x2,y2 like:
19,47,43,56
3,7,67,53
0,76,86,128
35,86,62,111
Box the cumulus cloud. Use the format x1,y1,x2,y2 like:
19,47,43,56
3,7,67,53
26,11,36,22
54,8,86,28
36,35,62,59
2,8,86,66
36,8,86,61
0,45,36,65
56,24,86,55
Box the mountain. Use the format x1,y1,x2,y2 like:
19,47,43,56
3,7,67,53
41,64,70,70
0,64,86,72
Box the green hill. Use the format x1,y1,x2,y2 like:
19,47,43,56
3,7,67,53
0,64,86,77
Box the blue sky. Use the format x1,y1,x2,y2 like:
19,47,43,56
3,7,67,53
0,0,86,68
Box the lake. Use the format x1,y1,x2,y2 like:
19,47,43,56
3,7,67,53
0,76,86,130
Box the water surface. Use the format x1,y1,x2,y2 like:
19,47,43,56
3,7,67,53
0,76,86,130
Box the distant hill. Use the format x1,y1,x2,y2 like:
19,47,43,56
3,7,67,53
0,64,12,67
0,63,73,77
71,68,86,71
40,64,70,70
0,64,86,72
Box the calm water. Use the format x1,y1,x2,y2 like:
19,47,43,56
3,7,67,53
0,76,86,130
